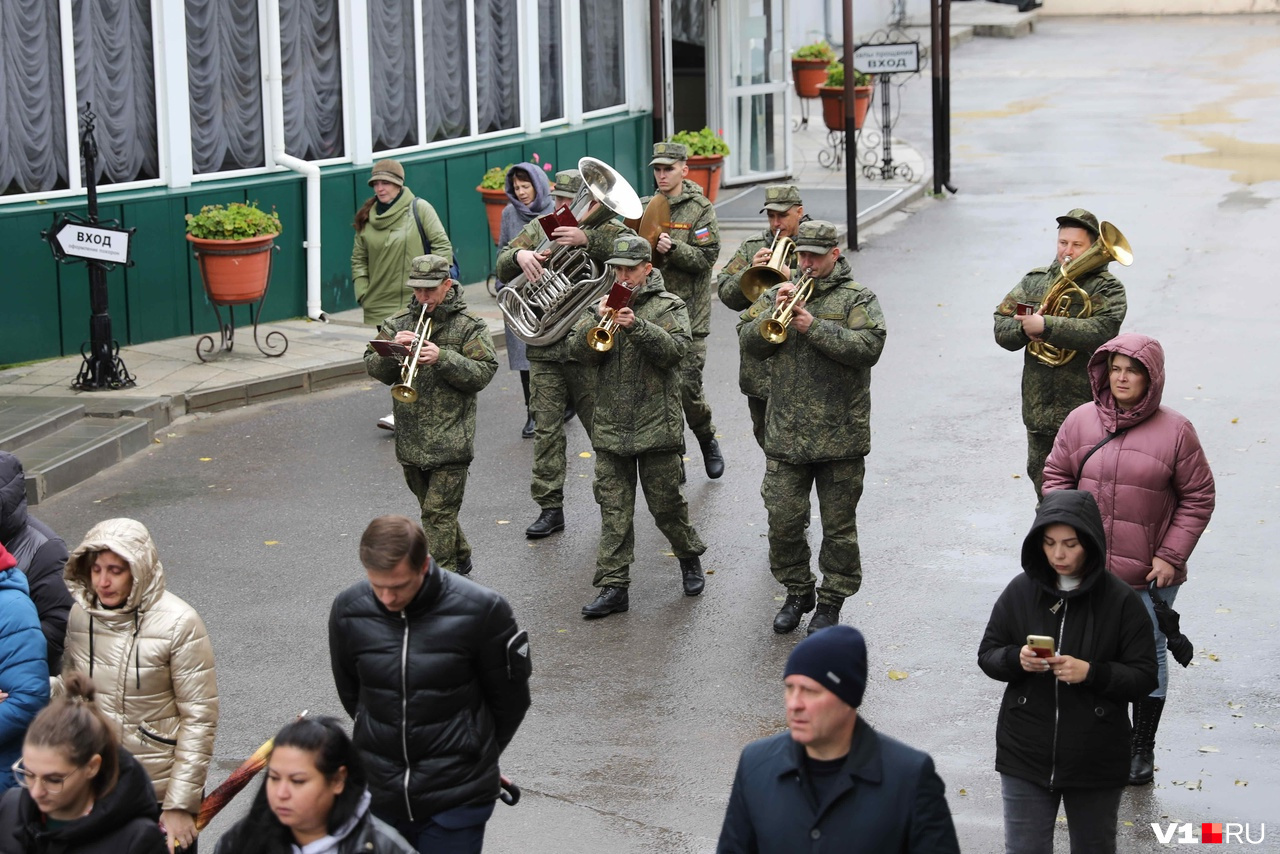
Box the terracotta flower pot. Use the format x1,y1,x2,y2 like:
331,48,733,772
686,154,725,203
187,233,277,305
818,84,875,133
477,186,507,245
792,58,830,99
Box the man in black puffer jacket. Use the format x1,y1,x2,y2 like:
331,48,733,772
329,516,531,854
0,451,71,672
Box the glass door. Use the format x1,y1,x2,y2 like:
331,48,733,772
714,0,792,185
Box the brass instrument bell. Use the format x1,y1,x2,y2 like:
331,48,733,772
760,272,815,344
739,230,797,302
390,310,433,403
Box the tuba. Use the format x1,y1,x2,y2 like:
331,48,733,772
390,307,432,403
1027,221,1133,368
739,228,797,302
497,157,643,347
760,270,815,344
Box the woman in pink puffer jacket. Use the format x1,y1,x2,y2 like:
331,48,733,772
1042,332,1215,788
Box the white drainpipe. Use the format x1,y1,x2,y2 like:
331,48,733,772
266,0,326,322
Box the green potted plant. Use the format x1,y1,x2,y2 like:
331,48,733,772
792,40,838,98
185,202,282,304
818,61,874,133
667,127,730,202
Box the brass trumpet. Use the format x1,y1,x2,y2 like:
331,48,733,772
760,271,815,344
586,312,620,352
390,308,433,403
739,228,797,302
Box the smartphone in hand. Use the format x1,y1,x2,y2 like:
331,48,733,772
1027,635,1056,658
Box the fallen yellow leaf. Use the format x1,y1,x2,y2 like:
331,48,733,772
958,788,967,796
1235,779,1248,786
264,541,279,546
1215,608,1231,613
1198,746,1219,753
1231,417,1238,423
199,457,212,461
579,451,592,458
1207,653,1220,661
496,520,510,525
887,670,909,681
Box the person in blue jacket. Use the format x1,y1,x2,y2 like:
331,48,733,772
0,542,50,792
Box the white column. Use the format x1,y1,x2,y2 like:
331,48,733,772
519,0,542,132
564,0,583,124
348,0,373,165
155,0,193,188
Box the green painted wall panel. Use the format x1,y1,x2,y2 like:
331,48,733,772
124,197,190,343
585,128,614,167
321,172,358,312
556,135,588,182
443,153,490,278
1,211,65,365
253,181,306,324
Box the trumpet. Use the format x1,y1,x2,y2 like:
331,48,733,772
760,271,815,344
586,280,638,352
739,228,797,302
390,307,433,403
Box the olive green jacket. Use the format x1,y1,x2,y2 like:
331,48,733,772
351,188,453,326
740,256,886,463
570,271,691,456
364,288,497,469
651,179,720,337
717,228,774,399
993,264,1127,434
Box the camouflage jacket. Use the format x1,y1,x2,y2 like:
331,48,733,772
650,179,720,337
570,271,690,456
994,264,1127,434
717,228,774,398
364,288,497,468
740,256,886,463
495,218,629,362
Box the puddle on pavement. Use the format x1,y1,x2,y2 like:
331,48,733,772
953,96,1049,121
1155,82,1277,129
1218,187,1274,211
1165,134,1280,185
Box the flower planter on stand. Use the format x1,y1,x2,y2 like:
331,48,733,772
818,84,874,133
792,59,830,99
187,233,288,361
685,154,725,203
477,187,507,245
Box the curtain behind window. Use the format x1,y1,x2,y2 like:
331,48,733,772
475,0,519,134
580,0,624,112
0,0,67,194
74,0,159,185
187,0,265,174
423,0,469,141
368,0,417,151
281,0,344,160
538,0,563,122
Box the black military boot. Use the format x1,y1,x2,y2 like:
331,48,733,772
806,602,842,635
679,556,705,596
563,403,577,424
773,590,816,634
457,555,474,576
521,411,536,439
1128,697,1165,785
582,586,629,619
700,437,725,479
525,508,565,539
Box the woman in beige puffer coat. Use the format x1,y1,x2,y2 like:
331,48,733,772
61,517,218,851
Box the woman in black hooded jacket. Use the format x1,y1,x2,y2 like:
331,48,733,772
979,490,1156,853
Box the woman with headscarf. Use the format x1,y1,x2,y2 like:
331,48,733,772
1042,333,1215,786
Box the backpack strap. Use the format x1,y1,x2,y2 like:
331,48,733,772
411,198,432,255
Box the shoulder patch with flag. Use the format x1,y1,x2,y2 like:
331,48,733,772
693,226,711,242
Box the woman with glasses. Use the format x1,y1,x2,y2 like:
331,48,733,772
0,671,166,853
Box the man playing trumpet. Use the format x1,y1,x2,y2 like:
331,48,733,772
717,184,808,447
364,255,497,575
739,221,886,635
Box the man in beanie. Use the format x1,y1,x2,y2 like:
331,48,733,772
994,208,1127,498
717,626,960,853
364,255,497,575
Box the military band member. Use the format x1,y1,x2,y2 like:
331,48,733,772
740,222,886,635
496,169,630,540
993,208,1127,498
364,255,497,575
716,185,808,448
573,236,707,619
649,142,724,479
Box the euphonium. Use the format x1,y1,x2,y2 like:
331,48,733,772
390,308,432,403
739,228,797,302
760,271,815,344
1027,221,1133,368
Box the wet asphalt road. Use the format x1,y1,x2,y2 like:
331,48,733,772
33,15,1280,853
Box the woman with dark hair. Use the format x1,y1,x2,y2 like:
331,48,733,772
0,672,166,853
495,162,554,438
213,717,413,854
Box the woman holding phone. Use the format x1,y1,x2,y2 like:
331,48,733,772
978,490,1156,854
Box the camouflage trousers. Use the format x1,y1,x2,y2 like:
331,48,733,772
679,335,716,443
761,456,865,606
402,464,471,573
530,359,597,509
746,395,766,449
1026,429,1059,500
592,448,706,588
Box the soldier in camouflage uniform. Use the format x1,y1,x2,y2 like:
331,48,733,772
495,169,631,539
739,222,886,635
649,141,724,479
364,255,498,575
571,236,707,619
716,185,808,447
994,208,1127,498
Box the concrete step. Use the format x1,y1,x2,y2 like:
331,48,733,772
908,1,1039,39
0,397,87,452
15,416,154,505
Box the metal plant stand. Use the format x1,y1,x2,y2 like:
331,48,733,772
193,243,288,362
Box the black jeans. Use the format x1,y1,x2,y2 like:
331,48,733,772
1001,774,1123,854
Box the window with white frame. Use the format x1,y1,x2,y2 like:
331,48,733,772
281,0,345,160
580,0,625,113
539,0,564,122
187,0,267,174
1,0,67,195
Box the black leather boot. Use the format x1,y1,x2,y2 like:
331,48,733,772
563,403,576,423
521,411,536,439
773,590,816,634
525,508,565,539
582,586,629,619
700,437,725,479
456,555,473,576
1128,697,1165,785
807,602,842,635
679,556,705,596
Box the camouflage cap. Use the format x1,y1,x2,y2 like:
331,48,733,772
793,220,840,253
605,235,653,267
759,185,803,213
552,169,583,198
1056,208,1100,237
404,254,451,289
650,141,689,166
